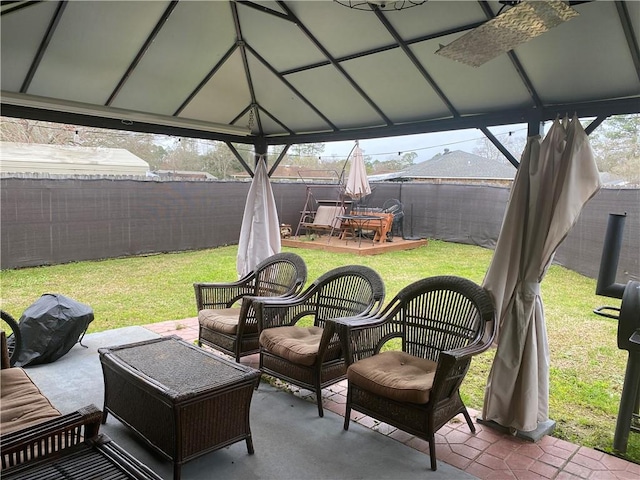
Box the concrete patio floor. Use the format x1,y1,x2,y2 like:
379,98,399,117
146,317,640,480
23,324,472,480
21,318,640,480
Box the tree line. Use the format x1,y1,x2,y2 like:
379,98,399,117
1,115,637,184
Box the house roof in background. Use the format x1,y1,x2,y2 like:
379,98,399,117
403,149,517,179
0,142,149,175
369,150,632,185
369,149,516,181
598,171,629,186
1,1,638,148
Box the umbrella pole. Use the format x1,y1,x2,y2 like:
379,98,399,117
338,142,358,187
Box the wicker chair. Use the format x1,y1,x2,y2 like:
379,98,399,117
330,276,495,471
195,253,307,362
255,265,385,417
1,311,22,367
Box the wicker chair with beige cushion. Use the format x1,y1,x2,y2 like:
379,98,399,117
195,253,307,362
255,265,385,417
331,276,495,471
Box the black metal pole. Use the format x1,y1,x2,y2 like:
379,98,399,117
613,351,640,453
596,213,627,299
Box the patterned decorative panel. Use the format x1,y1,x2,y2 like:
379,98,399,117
436,1,579,67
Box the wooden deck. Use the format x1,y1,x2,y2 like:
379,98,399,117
281,235,428,256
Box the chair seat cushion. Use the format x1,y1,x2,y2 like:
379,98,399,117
347,351,437,404
1,367,61,434
259,326,325,367
199,308,258,335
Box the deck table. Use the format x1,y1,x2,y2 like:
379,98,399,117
338,213,394,246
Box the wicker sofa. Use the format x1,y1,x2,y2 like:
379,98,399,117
0,332,67,436
0,332,102,468
0,332,162,479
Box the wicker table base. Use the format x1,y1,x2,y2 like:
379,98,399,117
99,335,261,480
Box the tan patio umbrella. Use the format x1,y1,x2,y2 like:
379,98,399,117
344,141,371,200
237,156,281,278
481,115,601,433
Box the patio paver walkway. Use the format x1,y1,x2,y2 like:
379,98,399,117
145,317,640,480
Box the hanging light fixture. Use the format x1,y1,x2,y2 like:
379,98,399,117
435,1,579,67
334,1,427,12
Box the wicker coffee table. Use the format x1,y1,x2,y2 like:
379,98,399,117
99,335,262,480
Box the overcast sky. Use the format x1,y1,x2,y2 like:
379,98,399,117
320,123,530,164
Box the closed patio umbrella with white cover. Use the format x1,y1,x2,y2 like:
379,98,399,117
482,116,601,433
237,156,281,278
345,142,371,200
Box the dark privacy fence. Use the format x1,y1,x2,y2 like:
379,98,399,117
1,178,638,284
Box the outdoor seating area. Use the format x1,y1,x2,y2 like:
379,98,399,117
1,1,639,478
2,311,639,479
0,267,502,477
3,253,639,479
150,318,640,479
286,197,425,254
11,324,477,480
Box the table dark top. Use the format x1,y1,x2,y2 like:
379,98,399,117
100,336,260,396
337,214,383,221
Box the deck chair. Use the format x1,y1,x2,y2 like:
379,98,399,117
195,253,307,362
300,205,344,237
330,276,495,471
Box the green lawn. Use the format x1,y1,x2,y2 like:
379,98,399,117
1,240,638,464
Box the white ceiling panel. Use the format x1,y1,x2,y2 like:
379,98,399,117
288,62,385,130
385,0,486,39
111,2,237,116
516,1,639,104
1,0,637,145
27,1,171,104
180,51,251,126
238,2,326,72
630,1,640,48
248,56,333,134
0,1,59,91
341,48,450,122
293,2,396,58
